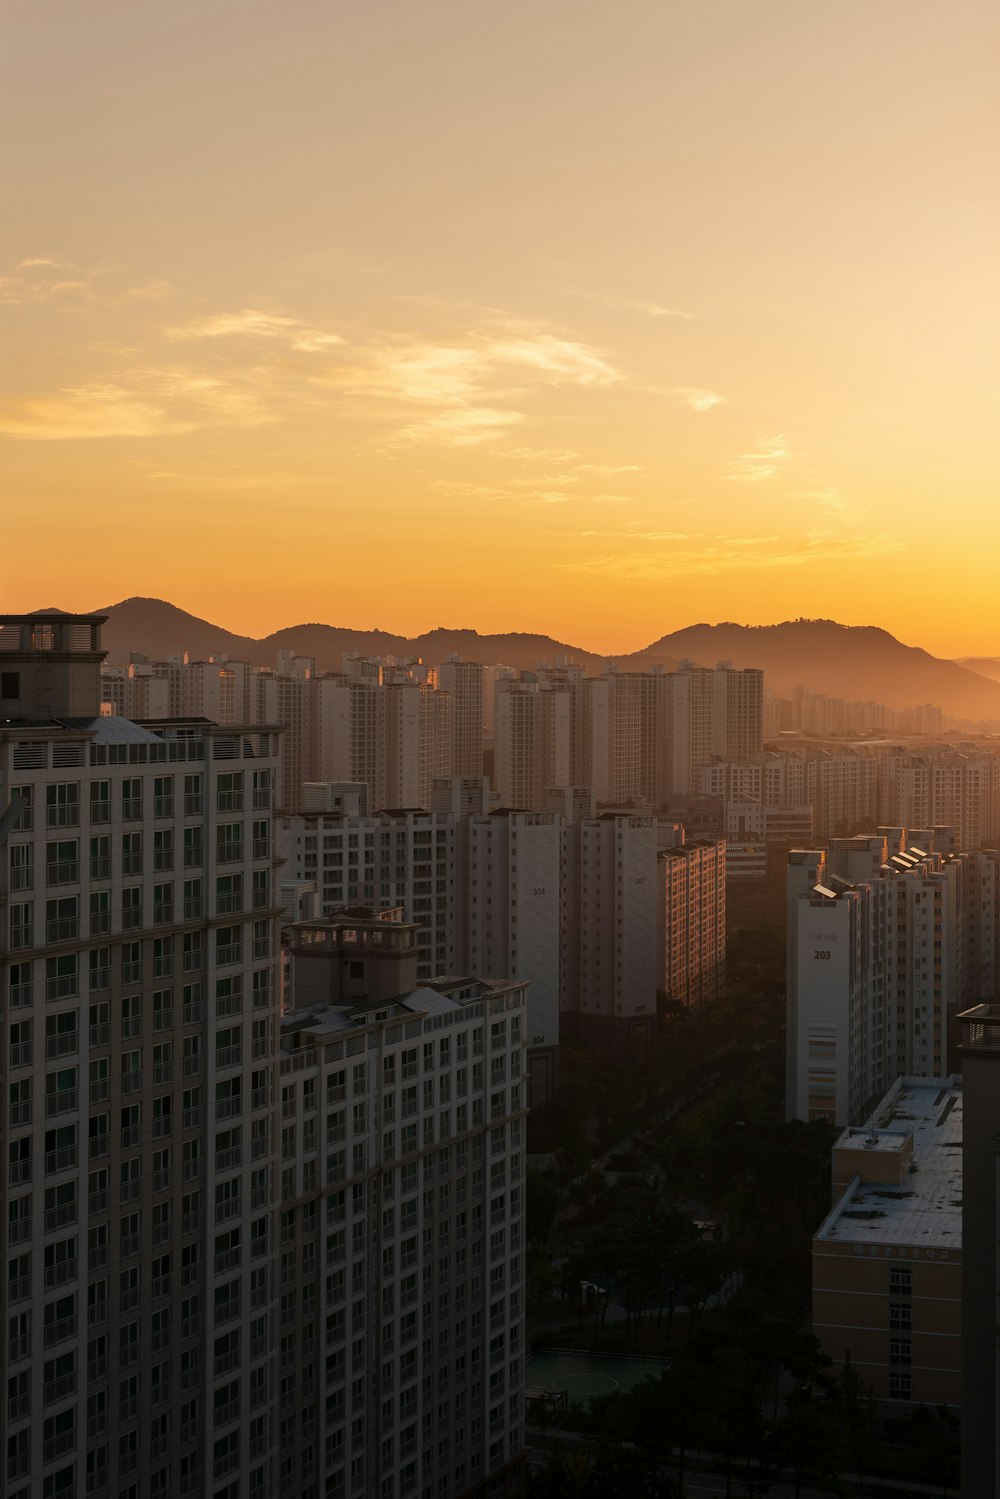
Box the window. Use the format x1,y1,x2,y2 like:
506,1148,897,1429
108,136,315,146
46,783,80,829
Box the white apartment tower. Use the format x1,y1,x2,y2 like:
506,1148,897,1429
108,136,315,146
1,613,284,1499
786,832,968,1124
279,911,527,1499
560,813,659,1054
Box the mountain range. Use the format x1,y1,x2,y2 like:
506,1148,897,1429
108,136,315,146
95,597,1000,722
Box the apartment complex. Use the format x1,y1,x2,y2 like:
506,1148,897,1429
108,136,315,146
812,1075,962,1409
279,909,527,1498
786,832,968,1124
1,613,284,1499
283,792,726,1067
784,828,1000,1125
493,661,764,813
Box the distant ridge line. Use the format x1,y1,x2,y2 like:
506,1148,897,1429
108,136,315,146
89,596,1000,720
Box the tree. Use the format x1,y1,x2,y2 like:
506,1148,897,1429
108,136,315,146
831,1354,879,1489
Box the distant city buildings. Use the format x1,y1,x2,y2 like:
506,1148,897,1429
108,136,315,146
281,785,727,1073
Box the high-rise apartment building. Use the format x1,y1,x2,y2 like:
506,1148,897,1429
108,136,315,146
493,681,571,812
279,910,527,1499
657,833,727,1008
560,813,659,1053
786,831,968,1124
436,660,485,778
1,612,283,1499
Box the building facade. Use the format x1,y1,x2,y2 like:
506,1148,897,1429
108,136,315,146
2,612,284,1499
812,1075,962,1410
279,910,527,1498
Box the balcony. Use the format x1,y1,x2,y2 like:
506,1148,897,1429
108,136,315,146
46,1030,79,1060
44,1143,78,1174
46,859,79,885
9,978,33,1008
43,1315,76,1347
46,1088,79,1117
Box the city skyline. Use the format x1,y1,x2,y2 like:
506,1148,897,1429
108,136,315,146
3,0,998,656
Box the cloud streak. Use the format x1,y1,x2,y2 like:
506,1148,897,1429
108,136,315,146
0,384,196,440
320,326,621,445
562,528,904,579
727,435,790,482
165,307,345,351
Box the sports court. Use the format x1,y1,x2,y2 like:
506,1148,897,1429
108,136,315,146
526,1349,668,1407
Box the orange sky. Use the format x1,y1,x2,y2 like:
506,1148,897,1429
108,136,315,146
2,1,998,657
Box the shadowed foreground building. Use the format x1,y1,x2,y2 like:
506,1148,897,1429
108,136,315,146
812,1076,962,1410
1,613,284,1498
281,908,527,1498
958,1005,1000,1497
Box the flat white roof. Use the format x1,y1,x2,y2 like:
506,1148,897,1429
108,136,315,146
815,1076,962,1250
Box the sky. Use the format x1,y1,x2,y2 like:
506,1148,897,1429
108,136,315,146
1,0,998,656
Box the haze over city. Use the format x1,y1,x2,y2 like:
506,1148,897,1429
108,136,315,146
3,5,999,1498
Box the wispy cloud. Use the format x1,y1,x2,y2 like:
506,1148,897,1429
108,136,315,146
321,326,621,445
658,386,726,412
146,466,321,490
575,462,642,475
787,486,848,512
121,279,177,304
165,307,344,352
0,358,279,441
562,527,903,579
396,405,526,447
727,434,790,482
562,287,696,320
0,384,196,440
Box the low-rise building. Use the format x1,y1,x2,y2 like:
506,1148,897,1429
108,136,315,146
812,1076,962,1409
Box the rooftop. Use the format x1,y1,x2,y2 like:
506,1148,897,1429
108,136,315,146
280,975,512,1048
815,1076,963,1250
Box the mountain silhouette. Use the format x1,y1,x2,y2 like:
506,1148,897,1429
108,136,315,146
95,598,1000,720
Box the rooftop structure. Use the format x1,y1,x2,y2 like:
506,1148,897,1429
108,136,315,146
812,1076,963,1409
816,1076,963,1250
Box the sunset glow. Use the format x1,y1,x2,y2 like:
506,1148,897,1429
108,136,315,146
2,1,997,656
